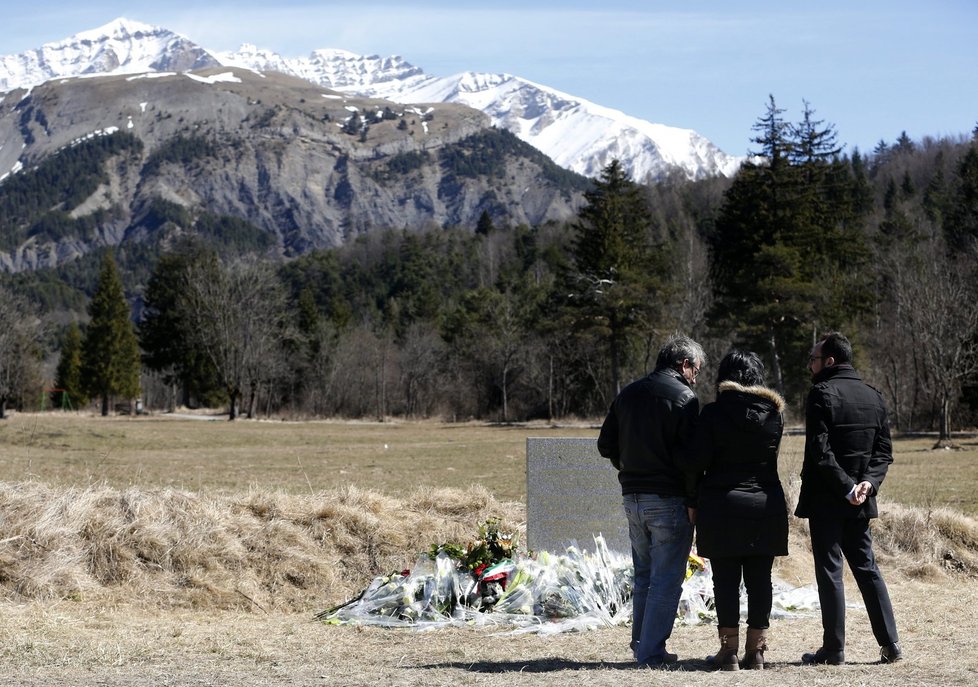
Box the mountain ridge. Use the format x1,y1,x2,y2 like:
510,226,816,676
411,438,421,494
1,17,743,183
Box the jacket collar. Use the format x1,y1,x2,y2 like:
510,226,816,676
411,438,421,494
653,366,693,390
812,363,860,385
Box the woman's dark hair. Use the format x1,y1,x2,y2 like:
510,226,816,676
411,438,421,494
716,350,765,391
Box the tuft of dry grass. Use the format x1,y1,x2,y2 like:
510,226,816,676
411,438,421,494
3,476,977,615
0,481,525,612
871,502,978,576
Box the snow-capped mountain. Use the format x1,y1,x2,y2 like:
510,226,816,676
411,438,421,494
0,18,743,181
0,18,218,92
220,46,742,181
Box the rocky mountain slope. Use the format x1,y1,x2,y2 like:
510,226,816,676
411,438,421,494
0,66,586,272
219,46,744,182
1,18,743,185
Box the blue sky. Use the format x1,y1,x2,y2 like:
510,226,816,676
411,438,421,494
3,1,977,156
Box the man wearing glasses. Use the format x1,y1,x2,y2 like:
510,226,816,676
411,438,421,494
597,335,705,667
796,332,902,666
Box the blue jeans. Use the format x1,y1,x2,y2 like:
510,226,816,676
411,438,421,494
623,493,693,665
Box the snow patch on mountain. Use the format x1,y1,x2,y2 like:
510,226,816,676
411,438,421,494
0,18,744,181
184,71,242,85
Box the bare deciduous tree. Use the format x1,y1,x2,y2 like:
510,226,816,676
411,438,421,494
181,259,291,420
326,325,397,418
0,287,45,419
398,322,446,417
892,239,978,446
302,319,340,417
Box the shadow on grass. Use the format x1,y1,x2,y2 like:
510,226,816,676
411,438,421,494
417,658,714,673
418,658,886,673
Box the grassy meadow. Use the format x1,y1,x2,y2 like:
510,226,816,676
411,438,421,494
2,411,977,512
1,411,977,686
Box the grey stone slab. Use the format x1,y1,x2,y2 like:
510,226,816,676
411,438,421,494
525,437,629,555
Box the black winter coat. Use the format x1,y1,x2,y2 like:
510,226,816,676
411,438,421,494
597,367,699,502
794,364,892,520
690,381,789,559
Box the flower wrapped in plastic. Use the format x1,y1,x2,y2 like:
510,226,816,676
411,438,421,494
317,519,817,633
317,525,636,633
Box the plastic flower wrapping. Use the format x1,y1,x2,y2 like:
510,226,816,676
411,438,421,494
317,519,819,634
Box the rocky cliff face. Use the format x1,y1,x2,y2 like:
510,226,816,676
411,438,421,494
0,68,585,272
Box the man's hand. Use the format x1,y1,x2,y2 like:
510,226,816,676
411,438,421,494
847,481,874,505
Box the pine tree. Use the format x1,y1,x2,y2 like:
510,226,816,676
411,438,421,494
140,241,222,408
790,100,842,168
81,252,141,415
895,131,915,154
945,145,978,250
475,209,495,236
751,94,793,170
566,159,663,397
53,322,87,410
708,98,871,398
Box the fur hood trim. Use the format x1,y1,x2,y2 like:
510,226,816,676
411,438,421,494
717,380,786,412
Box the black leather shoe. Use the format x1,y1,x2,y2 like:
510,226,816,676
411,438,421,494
880,642,903,663
801,648,845,665
638,652,678,668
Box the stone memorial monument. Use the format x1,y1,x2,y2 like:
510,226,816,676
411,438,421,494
525,437,629,555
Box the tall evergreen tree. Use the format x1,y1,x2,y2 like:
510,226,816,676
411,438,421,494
790,100,843,168
140,241,222,408
566,159,663,398
475,209,496,236
752,94,794,174
849,149,875,215
53,322,87,410
945,145,978,250
708,97,871,399
81,252,141,415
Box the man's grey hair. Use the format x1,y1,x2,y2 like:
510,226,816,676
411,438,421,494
655,335,706,371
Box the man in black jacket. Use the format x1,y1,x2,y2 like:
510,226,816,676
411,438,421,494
795,332,902,666
597,335,704,667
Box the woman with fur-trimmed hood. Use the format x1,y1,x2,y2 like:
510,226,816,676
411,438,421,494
690,350,789,671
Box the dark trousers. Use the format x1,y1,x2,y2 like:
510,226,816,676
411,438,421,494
808,517,899,651
710,555,775,629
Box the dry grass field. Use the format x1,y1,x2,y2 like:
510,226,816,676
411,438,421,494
1,411,977,686
0,412,596,502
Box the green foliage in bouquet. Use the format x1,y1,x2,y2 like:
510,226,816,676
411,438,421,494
428,517,516,571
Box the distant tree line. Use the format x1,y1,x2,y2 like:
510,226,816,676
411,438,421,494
3,97,978,437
